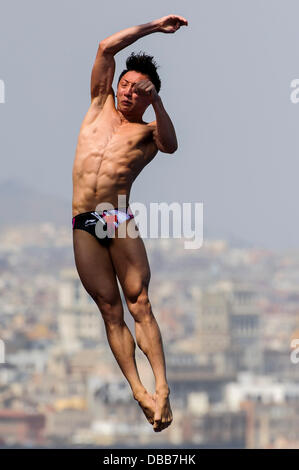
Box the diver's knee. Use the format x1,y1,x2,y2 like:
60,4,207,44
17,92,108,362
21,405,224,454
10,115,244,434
127,291,152,322
91,292,123,324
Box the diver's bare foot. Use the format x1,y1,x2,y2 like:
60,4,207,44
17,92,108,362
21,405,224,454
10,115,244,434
153,386,173,432
133,389,156,425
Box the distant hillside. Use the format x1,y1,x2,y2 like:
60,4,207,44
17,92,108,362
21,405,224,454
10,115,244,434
0,179,71,226
0,178,254,249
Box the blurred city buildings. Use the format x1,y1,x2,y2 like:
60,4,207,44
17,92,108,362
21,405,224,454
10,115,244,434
0,222,299,448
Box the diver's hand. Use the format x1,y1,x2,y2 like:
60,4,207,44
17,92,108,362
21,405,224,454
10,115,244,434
155,15,188,34
133,79,159,103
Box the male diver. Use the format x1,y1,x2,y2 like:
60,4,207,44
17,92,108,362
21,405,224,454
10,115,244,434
72,14,188,432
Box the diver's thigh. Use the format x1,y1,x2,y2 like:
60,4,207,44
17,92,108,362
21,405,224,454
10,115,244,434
73,229,121,303
108,222,151,300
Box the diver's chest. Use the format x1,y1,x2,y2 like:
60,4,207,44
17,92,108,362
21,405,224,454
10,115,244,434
88,121,151,149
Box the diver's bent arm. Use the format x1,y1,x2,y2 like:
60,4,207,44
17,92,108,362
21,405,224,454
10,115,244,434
152,96,178,154
100,20,160,56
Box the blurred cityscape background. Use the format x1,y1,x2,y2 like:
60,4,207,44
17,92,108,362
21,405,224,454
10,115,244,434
0,179,299,449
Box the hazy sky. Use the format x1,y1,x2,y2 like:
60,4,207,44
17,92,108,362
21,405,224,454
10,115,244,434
1,0,299,252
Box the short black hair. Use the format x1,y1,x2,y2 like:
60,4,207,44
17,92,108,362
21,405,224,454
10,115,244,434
117,51,161,93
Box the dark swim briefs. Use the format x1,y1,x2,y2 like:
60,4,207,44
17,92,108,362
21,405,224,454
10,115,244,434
72,207,135,246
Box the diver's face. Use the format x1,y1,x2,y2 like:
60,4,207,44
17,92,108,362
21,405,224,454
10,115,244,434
117,71,151,113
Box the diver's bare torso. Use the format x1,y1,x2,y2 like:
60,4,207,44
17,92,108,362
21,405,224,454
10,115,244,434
72,93,158,217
